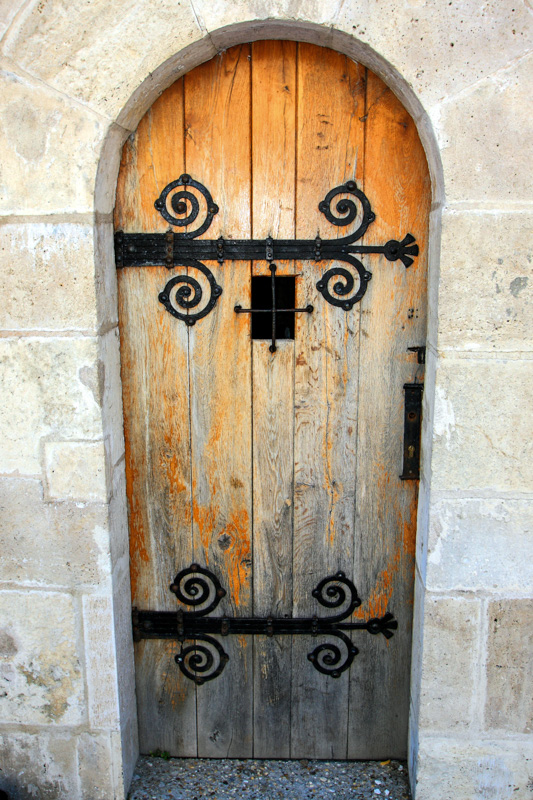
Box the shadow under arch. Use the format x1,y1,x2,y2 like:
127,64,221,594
95,19,444,793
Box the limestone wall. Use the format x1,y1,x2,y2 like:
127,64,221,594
0,2,531,798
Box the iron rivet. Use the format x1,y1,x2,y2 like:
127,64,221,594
181,174,190,184
346,181,356,191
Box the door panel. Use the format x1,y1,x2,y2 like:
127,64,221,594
184,42,254,759
290,44,365,759
115,42,430,759
347,72,428,757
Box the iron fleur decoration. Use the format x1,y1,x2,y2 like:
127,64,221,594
115,174,419,330
132,563,398,684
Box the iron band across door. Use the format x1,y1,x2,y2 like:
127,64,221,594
132,563,398,685
114,174,419,331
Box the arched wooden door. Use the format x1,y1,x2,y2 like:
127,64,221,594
115,41,429,760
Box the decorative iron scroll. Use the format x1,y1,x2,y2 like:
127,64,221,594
132,563,398,684
115,175,419,326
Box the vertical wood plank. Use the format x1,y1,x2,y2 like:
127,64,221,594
291,44,366,759
347,72,430,758
251,40,296,758
115,81,198,755
184,45,254,757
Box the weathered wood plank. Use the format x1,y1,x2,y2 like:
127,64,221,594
184,45,254,758
115,81,198,755
250,39,296,758
290,43,366,759
252,339,294,757
347,70,430,759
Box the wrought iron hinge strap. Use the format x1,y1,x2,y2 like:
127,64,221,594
132,564,398,684
115,175,419,327
115,234,416,269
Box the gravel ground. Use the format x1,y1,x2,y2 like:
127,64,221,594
128,756,412,800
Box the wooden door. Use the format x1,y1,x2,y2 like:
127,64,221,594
115,41,429,760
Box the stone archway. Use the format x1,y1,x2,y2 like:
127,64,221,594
94,19,443,793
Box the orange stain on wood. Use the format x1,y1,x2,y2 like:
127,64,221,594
125,448,149,604
193,504,220,562
218,510,251,608
352,541,403,620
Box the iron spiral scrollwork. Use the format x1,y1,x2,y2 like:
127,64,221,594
154,174,219,238
155,175,223,325
169,564,228,684
115,174,419,326
158,259,222,326
175,635,229,684
307,571,361,678
132,564,398,684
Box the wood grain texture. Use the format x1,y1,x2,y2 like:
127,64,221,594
250,40,297,758
184,45,254,758
115,82,198,754
116,42,429,760
290,43,366,759
347,71,430,759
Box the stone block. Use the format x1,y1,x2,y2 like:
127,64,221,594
419,596,481,731
111,567,136,735
1,0,204,121
77,732,123,800
0,62,107,215
0,222,99,332
0,730,79,800
416,736,533,800
485,599,533,734
437,54,533,204
430,358,533,492
0,590,85,726
0,476,112,588
109,459,129,568
438,210,533,352
0,336,103,475
120,716,139,796
100,326,125,466
427,498,533,594
82,594,120,729
333,0,533,112
195,0,343,38
44,440,108,502
0,0,26,41
94,221,119,326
